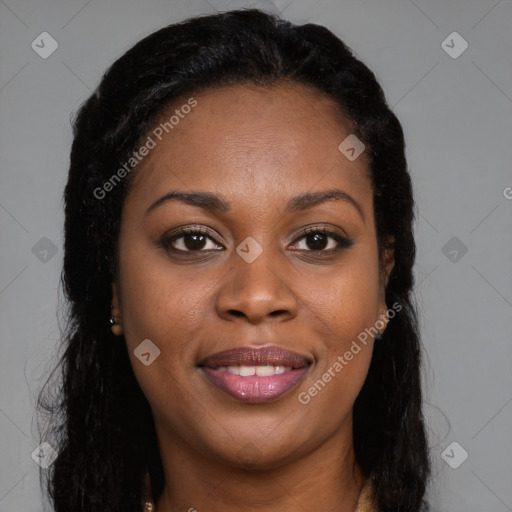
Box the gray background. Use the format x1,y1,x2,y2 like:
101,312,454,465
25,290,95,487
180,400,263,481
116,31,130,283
1,0,511,510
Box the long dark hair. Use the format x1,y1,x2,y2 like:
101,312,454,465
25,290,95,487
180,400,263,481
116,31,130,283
37,8,430,511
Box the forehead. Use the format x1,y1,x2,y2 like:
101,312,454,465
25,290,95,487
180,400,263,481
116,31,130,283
125,82,372,214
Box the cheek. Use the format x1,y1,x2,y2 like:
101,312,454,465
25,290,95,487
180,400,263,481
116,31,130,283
295,250,381,404
117,239,219,379
118,231,196,333
302,253,382,342
117,251,210,414
297,271,378,422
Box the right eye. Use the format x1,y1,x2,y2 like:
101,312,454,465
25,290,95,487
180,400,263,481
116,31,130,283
159,227,225,253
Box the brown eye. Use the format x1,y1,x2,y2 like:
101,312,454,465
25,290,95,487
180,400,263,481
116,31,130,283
161,228,224,253
291,228,353,254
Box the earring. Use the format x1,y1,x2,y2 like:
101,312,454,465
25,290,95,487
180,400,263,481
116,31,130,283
375,332,383,341
109,314,123,336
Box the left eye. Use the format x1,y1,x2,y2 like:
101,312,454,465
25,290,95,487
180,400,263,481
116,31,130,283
290,229,353,253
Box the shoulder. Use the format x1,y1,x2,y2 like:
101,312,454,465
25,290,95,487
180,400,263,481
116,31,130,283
356,480,433,512
356,479,377,512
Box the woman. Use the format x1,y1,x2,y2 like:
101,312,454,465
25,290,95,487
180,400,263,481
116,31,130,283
37,8,430,512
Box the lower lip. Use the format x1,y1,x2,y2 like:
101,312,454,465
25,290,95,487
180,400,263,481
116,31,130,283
200,367,310,403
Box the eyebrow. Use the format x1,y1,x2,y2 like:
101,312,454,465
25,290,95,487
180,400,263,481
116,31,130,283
145,188,364,221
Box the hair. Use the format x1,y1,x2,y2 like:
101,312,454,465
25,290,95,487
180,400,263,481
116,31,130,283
37,7,430,512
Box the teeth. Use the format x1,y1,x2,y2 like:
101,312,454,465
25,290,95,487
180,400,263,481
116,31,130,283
256,365,276,377
227,365,240,375
239,365,256,376
217,365,293,376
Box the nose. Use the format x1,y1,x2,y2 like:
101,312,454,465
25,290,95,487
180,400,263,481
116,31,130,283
214,244,298,325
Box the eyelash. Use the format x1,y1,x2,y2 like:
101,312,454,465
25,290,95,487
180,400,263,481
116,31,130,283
159,225,353,256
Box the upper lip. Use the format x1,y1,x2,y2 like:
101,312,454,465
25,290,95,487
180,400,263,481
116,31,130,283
198,345,312,369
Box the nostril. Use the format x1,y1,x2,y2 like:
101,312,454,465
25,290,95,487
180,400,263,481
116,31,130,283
270,310,287,317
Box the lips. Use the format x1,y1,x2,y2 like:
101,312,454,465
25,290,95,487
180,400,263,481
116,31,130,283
197,346,312,403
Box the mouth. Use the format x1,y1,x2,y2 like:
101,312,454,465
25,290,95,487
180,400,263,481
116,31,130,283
197,345,312,403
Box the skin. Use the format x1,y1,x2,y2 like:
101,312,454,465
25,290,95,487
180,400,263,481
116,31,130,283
111,82,394,512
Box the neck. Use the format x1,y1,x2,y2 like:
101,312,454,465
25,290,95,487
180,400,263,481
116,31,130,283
153,420,365,512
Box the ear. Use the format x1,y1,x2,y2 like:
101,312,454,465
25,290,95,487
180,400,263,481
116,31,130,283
380,243,395,289
377,239,395,329
110,282,123,336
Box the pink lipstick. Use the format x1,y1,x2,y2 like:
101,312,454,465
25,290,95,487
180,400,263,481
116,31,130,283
198,346,312,403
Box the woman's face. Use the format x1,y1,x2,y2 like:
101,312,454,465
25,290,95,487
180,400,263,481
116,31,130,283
112,83,394,469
